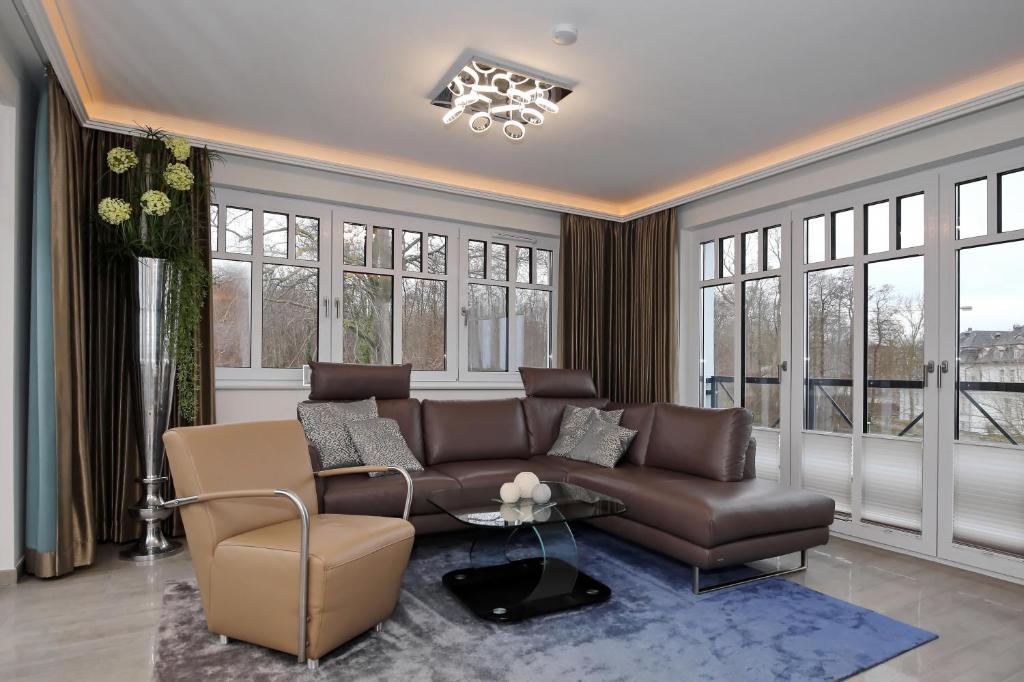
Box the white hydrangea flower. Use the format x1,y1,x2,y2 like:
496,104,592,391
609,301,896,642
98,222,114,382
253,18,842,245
164,136,191,162
140,190,172,216
98,197,132,225
106,147,138,174
163,162,194,191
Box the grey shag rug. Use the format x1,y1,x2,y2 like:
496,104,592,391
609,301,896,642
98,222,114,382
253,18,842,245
153,528,935,681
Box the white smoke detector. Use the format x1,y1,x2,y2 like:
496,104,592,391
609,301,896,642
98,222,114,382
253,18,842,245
552,23,578,46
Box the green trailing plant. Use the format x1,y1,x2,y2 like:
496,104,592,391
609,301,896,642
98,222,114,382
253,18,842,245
96,127,216,423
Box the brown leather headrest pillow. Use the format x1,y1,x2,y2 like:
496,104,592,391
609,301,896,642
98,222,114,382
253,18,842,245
308,362,412,400
518,367,598,398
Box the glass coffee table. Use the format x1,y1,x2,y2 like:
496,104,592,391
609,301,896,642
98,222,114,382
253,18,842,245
427,481,626,623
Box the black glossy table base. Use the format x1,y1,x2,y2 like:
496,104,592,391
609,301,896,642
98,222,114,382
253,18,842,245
442,557,612,623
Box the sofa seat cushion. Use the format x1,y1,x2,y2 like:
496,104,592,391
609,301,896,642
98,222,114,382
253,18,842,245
568,465,835,547
529,454,602,477
321,468,459,517
431,458,569,488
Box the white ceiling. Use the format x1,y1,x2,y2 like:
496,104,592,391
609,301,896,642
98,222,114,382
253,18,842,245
41,0,1024,210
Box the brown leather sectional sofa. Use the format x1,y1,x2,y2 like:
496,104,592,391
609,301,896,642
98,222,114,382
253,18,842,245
305,363,835,591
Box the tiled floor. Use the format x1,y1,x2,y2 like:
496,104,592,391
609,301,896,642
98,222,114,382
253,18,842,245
1,536,1022,681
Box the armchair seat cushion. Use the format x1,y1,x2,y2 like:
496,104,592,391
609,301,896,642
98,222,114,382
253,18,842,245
212,514,414,659
321,469,458,517
568,465,835,547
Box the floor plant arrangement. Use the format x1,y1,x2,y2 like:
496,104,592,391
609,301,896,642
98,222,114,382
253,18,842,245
96,127,212,561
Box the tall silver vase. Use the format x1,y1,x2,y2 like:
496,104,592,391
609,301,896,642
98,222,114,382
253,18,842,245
120,256,183,562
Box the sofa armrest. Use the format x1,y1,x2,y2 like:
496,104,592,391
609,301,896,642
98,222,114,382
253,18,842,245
315,466,414,520
743,438,757,479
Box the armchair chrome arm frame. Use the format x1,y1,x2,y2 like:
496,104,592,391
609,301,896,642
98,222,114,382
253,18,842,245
162,489,311,664
315,465,415,520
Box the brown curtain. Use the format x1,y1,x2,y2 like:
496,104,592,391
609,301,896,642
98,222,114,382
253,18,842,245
559,208,677,403
30,80,215,576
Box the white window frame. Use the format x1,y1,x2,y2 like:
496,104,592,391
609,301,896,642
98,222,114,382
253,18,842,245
458,225,559,383
212,188,332,385
688,209,792,485
212,187,558,388
330,206,460,382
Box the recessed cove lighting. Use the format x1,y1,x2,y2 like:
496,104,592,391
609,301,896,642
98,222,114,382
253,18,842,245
432,57,573,143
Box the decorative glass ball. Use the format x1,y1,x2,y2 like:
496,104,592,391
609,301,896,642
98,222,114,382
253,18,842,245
531,483,552,504
514,471,540,498
499,482,520,503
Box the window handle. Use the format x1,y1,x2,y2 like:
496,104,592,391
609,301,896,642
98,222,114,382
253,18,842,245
778,360,788,372
460,306,469,327
923,360,935,388
938,360,949,388
322,297,329,318
334,298,340,319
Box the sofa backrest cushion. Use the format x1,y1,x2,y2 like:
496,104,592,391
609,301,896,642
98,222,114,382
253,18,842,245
607,402,658,466
522,397,609,456
422,399,530,464
377,398,425,464
645,404,753,481
308,361,411,400
519,367,598,398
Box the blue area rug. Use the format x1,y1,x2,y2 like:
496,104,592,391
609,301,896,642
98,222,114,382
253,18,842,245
153,527,936,681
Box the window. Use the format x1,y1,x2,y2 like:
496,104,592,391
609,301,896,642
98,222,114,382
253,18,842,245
211,191,328,379
212,188,556,385
700,284,735,407
897,193,925,248
832,209,854,259
805,215,826,263
956,178,987,239
865,200,890,254
999,169,1024,233
461,230,557,379
742,231,759,273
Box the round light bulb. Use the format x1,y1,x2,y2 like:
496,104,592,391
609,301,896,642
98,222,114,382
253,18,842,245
442,106,465,125
521,107,544,126
503,120,526,140
469,111,492,133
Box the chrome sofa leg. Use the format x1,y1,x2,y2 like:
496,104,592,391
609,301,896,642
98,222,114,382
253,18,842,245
375,622,383,633
692,550,807,595
307,658,320,671
218,634,229,645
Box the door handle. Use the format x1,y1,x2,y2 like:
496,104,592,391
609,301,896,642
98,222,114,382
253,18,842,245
938,360,949,388
322,297,329,318
923,360,935,387
334,297,340,319
779,360,788,372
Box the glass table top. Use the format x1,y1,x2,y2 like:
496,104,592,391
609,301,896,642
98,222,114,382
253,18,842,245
427,482,626,528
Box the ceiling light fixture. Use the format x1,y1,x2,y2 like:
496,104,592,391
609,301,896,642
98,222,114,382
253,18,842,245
433,57,573,143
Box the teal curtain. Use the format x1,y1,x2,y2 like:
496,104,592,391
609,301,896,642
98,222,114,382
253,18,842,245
25,87,58,574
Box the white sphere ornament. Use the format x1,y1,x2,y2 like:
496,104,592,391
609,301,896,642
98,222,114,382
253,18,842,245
531,483,552,504
514,472,540,498
499,503,520,523
499,482,521,504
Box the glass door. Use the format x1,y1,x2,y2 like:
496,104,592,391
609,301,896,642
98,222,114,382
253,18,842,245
697,211,791,484
791,172,939,554
938,148,1024,580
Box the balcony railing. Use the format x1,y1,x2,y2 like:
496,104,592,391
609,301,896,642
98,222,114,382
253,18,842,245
701,375,1024,445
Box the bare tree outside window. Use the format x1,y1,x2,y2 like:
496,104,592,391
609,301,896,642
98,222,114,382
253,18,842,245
212,259,251,367
343,273,393,364
427,234,447,274
402,278,445,370
468,240,486,279
744,277,780,427
403,231,422,271
700,284,735,407
344,223,367,266
490,243,508,281
263,211,288,257
262,264,318,368
295,216,319,261
865,257,925,437
805,267,854,432
225,207,253,255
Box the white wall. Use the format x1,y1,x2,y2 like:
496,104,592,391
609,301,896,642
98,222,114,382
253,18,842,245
0,3,43,581
212,154,561,422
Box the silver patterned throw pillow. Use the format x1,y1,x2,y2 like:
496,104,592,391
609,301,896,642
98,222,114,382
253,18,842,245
297,398,378,470
563,419,637,468
548,406,623,457
347,417,424,475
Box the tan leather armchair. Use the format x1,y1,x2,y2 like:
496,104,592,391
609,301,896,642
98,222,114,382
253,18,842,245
162,420,415,669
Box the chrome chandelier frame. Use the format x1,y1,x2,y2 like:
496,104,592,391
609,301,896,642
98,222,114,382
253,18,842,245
432,57,573,142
